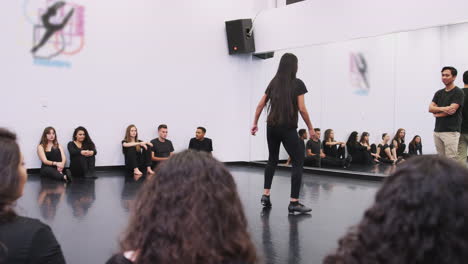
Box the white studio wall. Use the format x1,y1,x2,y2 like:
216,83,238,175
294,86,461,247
0,0,260,169
249,23,468,161
253,0,468,53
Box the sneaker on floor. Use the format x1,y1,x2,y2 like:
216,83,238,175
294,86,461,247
261,195,272,208
288,202,312,214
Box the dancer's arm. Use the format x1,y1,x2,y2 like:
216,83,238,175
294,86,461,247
251,94,268,135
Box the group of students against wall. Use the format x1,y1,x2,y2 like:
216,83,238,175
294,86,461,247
3,127,468,263
37,124,213,182
290,128,423,168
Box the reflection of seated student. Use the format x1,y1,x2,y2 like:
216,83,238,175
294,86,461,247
122,125,154,177
346,131,374,165
188,127,213,153
37,178,66,221
360,132,379,163
66,178,96,219
323,129,346,159
67,126,97,178
304,129,322,167
408,135,423,156
377,133,398,165
305,129,350,168
286,129,308,165
121,176,146,211
150,124,174,168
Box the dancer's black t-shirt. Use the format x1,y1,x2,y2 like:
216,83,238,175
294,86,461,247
306,139,321,156
432,87,464,132
265,78,308,128
150,138,174,158
188,137,213,152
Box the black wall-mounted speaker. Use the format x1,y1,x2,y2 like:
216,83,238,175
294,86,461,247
225,19,255,55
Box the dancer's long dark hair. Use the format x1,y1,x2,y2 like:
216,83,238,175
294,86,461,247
392,128,406,144
359,132,370,145
325,155,468,264
266,53,298,126
324,129,334,143
73,126,95,150
0,128,21,223
39,126,58,150
119,150,257,264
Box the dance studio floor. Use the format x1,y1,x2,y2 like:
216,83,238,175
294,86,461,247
17,166,380,264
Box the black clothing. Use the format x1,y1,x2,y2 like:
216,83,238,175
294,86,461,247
432,87,464,132
0,216,65,264
150,138,174,167
304,139,321,167
391,140,408,158
378,144,394,164
264,126,304,199
188,137,213,152
322,141,346,159
40,147,64,181
265,78,308,129
67,141,96,177
122,140,152,171
409,143,423,156
461,88,468,133
347,142,373,165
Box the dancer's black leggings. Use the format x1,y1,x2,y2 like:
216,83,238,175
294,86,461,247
264,126,304,199
124,147,152,171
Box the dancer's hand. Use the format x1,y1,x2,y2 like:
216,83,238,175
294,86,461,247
251,125,258,136
309,129,315,139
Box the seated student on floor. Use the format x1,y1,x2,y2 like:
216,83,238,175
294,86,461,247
122,125,154,176
391,128,409,159
323,129,346,159
67,126,97,178
150,124,174,168
346,131,374,165
377,133,399,165
188,126,213,153
37,126,72,182
305,129,351,168
408,135,423,156
304,128,322,167
325,155,468,264
286,129,308,165
360,132,379,163
106,150,257,264
0,128,66,264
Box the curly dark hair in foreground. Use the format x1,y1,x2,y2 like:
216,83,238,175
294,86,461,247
120,150,257,264
324,155,468,264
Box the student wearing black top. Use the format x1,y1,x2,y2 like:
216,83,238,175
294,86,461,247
251,53,315,214
323,129,346,159
457,71,468,165
429,66,464,159
37,127,72,182
377,133,398,165
0,128,65,264
122,125,154,176
409,135,423,156
106,151,257,264
391,128,408,159
188,126,213,153
346,131,374,165
305,129,350,168
304,128,322,167
360,132,379,163
150,124,175,168
67,126,97,178
286,129,308,165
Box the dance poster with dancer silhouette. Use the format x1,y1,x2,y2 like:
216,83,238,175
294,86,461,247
350,52,370,95
25,0,85,68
